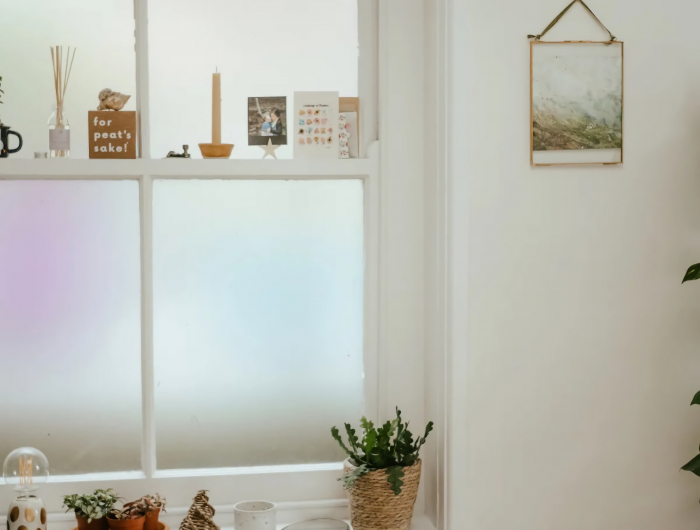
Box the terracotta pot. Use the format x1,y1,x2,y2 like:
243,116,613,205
143,509,161,530
106,516,145,530
76,516,109,530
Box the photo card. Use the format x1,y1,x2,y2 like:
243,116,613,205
248,96,287,146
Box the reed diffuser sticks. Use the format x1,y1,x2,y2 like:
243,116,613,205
49,46,76,157
50,46,76,125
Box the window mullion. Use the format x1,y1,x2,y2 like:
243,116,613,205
134,0,151,159
140,173,156,477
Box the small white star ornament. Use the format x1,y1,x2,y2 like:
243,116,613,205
261,138,279,159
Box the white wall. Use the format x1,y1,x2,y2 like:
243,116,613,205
448,0,700,528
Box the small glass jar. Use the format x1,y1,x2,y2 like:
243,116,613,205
48,105,70,158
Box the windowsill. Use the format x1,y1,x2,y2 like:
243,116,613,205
5,506,437,530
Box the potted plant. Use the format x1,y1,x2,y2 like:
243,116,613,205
331,408,433,530
124,495,166,530
106,504,145,530
63,489,120,530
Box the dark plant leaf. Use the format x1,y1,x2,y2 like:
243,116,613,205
683,263,700,283
403,454,417,466
364,429,377,459
331,426,355,458
683,453,700,477
415,421,435,451
345,423,360,453
386,466,405,495
691,391,700,406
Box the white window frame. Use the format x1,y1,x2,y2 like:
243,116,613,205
0,0,381,526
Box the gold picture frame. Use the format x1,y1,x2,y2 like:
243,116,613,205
530,40,624,166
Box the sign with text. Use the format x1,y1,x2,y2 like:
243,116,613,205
88,111,136,159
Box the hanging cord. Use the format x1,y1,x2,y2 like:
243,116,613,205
527,0,616,41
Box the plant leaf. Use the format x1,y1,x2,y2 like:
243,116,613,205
691,391,700,406
331,426,355,457
340,463,369,490
363,429,377,459
386,466,405,495
683,263,700,283
345,423,360,453
682,453,700,476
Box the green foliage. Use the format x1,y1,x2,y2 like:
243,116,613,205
141,494,167,512
682,453,700,477
120,494,167,519
331,408,434,495
682,268,700,481
63,489,121,523
691,391,700,406
343,463,370,488
385,466,405,495
683,263,700,283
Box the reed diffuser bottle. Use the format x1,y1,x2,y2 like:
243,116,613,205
49,46,76,158
48,104,70,158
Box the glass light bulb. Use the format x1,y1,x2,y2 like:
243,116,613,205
3,448,49,492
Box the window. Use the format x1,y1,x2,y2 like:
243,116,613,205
0,0,377,519
148,0,359,159
0,0,136,159
153,180,365,469
0,181,141,474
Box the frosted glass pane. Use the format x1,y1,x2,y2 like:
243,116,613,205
0,1,136,159
153,180,364,469
148,0,358,159
0,181,141,474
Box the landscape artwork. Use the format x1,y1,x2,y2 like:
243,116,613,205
532,42,623,162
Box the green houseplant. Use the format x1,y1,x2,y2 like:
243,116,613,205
124,494,167,530
106,503,143,530
106,507,144,530
331,408,433,530
106,493,166,530
63,489,120,530
681,264,700,477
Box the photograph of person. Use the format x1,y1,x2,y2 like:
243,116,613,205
248,96,287,145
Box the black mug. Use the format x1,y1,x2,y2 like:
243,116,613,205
0,125,23,158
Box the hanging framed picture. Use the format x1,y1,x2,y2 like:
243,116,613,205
529,0,622,166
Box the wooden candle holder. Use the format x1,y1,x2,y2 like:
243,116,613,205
198,143,234,158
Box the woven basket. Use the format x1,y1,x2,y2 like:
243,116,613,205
343,459,421,530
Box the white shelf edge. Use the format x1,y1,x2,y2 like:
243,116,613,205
0,158,377,178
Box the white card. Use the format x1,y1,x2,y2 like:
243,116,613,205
293,91,339,159
340,111,359,159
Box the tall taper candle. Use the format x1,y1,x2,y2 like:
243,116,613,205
212,72,221,144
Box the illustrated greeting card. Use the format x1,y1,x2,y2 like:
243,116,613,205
293,91,339,159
